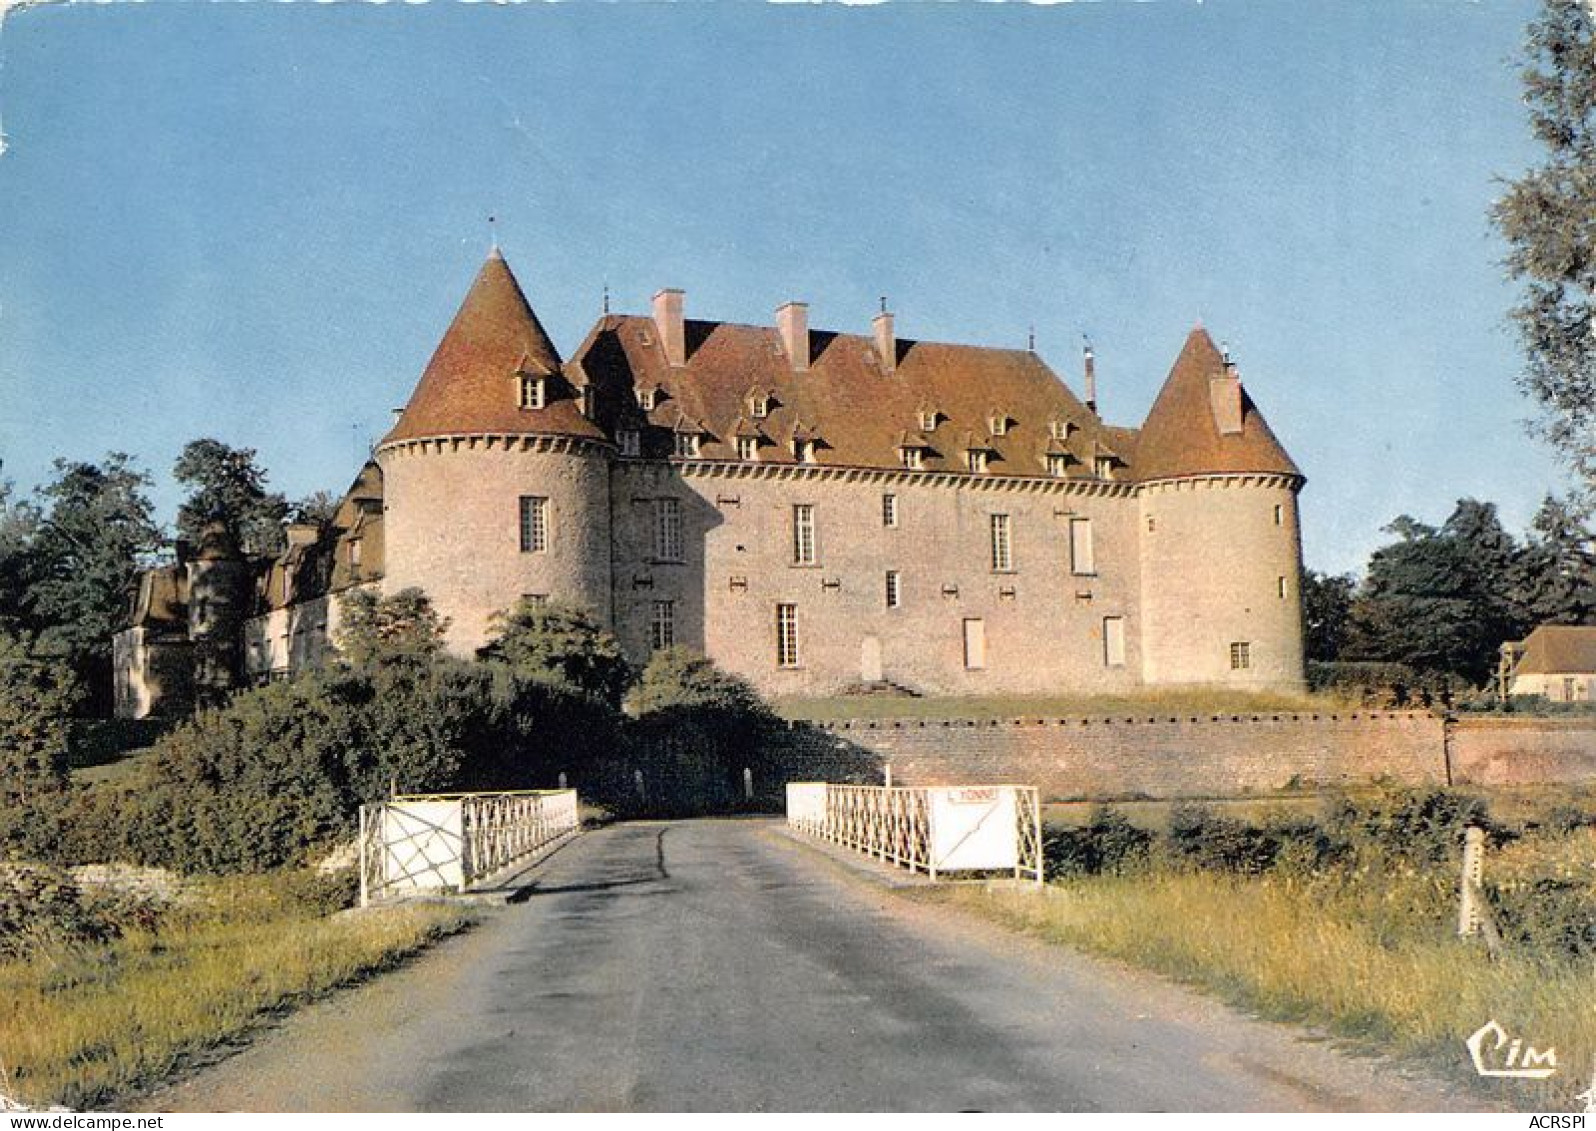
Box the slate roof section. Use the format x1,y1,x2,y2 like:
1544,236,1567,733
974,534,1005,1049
383,251,604,446
1509,625,1596,675
1133,328,1300,482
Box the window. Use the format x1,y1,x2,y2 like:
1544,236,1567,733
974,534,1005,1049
1564,677,1578,702
793,504,816,565
519,373,545,410
967,450,989,474
1069,517,1095,575
963,618,986,670
990,514,1012,572
650,600,675,651
637,386,658,411
885,570,901,609
1049,420,1072,440
794,438,816,464
776,604,800,667
989,413,1009,436
1046,453,1069,478
1103,616,1126,667
918,409,938,431
617,428,641,458
738,437,760,461
519,496,548,553
901,447,925,471
751,394,771,419
653,498,682,561
1278,576,1288,599
674,432,700,458
579,385,596,418
1229,641,1252,671
1094,456,1115,480
1274,504,1285,526
882,493,899,528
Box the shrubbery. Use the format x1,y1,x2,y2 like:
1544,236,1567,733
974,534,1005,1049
1043,805,1152,877
1306,660,1470,708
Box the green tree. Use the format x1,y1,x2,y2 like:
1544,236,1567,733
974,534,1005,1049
0,626,80,854
478,599,630,707
1515,494,1596,625
335,587,448,670
173,439,289,557
1345,501,1527,684
1301,569,1355,662
0,478,39,628
1492,0,1596,496
630,645,770,718
26,454,163,700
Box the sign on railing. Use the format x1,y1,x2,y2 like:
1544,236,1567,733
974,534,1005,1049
786,782,1043,883
359,788,580,906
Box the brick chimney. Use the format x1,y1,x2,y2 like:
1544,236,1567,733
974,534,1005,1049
653,289,686,368
776,301,809,372
873,307,896,374
1209,356,1244,435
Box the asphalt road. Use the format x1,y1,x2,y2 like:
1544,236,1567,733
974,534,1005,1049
143,820,1465,1112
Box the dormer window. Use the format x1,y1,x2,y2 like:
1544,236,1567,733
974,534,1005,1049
637,386,660,411
901,446,925,471
918,408,939,432
989,412,1011,437
519,373,546,410
738,437,760,461
1046,453,1070,478
1094,456,1115,480
794,438,816,464
675,432,701,458
1049,420,1074,441
750,392,774,419
617,428,641,458
967,450,989,474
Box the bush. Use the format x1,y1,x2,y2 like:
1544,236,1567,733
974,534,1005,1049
1166,804,1284,874
478,599,631,708
1319,787,1492,866
1306,660,1470,708
0,629,80,856
1044,806,1153,878
0,863,110,959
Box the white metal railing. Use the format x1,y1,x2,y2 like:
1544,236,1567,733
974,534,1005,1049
787,782,1043,883
359,788,580,906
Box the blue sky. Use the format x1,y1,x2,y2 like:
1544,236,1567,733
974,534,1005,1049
0,0,1566,575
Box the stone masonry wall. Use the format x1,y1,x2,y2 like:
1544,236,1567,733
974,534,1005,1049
1450,718,1596,786
774,712,1449,800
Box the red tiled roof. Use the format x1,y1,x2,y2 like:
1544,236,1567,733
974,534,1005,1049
1133,328,1300,481
571,312,1120,479
382,252,604,446
1511,625,1596,675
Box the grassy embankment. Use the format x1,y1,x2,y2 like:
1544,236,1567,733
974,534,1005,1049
933,789,1596,1108
0,874,470,1111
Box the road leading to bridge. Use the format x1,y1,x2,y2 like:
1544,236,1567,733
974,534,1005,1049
143,820,1463,1112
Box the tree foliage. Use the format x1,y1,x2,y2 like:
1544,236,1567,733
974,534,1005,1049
0,479,39,628
335,587,449,670
0,627,80,855
477,599,631,707
26,454,163,691
1301,569,1355,662
1493,0,1596,496
173,439,289,557
1516,494,1596,625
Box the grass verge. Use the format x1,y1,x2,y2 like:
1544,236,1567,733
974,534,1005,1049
0,874,471,1111
937,871,1594,1109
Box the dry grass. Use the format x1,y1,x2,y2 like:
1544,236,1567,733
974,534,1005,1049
0,875,470,1111
777,688,1356,723
942,871,1596,1108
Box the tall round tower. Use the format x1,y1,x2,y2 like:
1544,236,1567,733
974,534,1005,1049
1135,329,1306,691
376,251,614,655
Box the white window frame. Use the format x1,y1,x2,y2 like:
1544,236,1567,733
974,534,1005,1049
654,497,683,562
793,504,817,566
738,436,760,461
650,600,675,651
967,450,989,474
1103,616,1126,667
519,495,548,553
902,447,925,471
1047,453,1069,478
885,570,901,609
1069,516,1095,575
520,374,545,410
794,438,816,464
675,432,700,458
990,513,1013,572
777,603,800,668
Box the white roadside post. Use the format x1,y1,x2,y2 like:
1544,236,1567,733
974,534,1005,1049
1459,825,1486,938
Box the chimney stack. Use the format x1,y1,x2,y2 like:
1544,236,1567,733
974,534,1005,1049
776,301,809,372
653,289,686,368
873,303,895,374
1083,341,1098,415
1209,361,1244,435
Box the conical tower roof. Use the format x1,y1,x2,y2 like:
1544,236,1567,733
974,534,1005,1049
1134,328,1300,482
382,251,602,445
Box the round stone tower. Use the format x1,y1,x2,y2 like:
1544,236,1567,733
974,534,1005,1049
376,251,614,655
1134,329,1306,691
185,520,252,703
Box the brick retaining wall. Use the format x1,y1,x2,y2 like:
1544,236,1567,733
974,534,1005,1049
1450,718,1596,787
